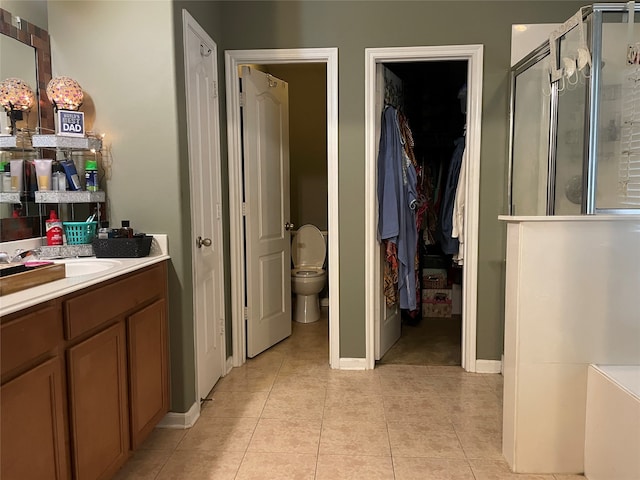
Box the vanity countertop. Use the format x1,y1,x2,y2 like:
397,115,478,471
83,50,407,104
0,234,170,317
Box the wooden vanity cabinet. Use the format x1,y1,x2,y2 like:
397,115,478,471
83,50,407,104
63,261,169,480
67,322,129,480
127,298,169,449
0,302,69,480
0,261,169,480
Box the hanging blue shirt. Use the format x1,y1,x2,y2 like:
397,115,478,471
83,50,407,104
377,106,418,310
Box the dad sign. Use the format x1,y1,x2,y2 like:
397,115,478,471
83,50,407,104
56,110,85,137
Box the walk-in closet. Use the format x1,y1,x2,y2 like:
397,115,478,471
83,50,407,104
376,60,469,366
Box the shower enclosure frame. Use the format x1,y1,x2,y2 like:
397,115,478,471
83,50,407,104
508,2,640,216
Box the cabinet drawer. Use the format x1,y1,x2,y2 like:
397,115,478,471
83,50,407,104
1,303,63,378
64,265,164,340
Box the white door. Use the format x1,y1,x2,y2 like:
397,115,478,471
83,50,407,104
183,10,225,402
241,66,292,358
375,63,402,360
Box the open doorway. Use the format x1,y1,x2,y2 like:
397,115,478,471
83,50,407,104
225,49,340,368
365,45,486,372
376,60,468,367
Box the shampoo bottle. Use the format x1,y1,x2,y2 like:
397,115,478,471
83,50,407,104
45,210,64,246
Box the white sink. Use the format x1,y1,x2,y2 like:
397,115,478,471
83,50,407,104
57,259,122,277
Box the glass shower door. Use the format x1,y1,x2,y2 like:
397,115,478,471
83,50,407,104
510,53,551,216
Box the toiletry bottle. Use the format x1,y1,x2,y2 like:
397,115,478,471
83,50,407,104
0,163,9,192
45,210,64,246
119,220,134,238
52,163,67,191
85,159,98,191
98,221,110,239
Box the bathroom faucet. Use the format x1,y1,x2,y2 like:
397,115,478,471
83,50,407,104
10,248,42,263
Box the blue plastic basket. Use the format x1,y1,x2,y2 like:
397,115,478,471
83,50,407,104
63,221,97,245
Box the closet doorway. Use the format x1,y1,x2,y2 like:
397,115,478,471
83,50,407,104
364,45,485,372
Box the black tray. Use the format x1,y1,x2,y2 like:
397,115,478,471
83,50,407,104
92,235,153,258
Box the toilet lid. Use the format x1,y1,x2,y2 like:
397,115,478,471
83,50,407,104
292,224,326,268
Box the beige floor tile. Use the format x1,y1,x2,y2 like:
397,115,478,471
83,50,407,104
377,363,433,375
382,394,451,424
429,376,497,397
450,411,503,432
234,452,317,480
261,388,326,419
112,449,171,480
469,459,557,479
247,417,322,454
316,454,394,480
137,427,186,451
393,457,475,480
323,391,386,422
155,449,244,480
319,419,391,456
271,372,329,393
455,427,503,460
244,349,286,372
326,369,382,394
388,421,465,459
176,416,258,452
278,357,331,377
379,373,439,396
213,367,277,392
200,390,268,418
440,391,503,417
554,476,587,479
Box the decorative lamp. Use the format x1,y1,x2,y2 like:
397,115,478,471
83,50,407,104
46,76,84,111
0,78,36,135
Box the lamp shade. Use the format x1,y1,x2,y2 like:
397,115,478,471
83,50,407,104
46,76,84,111
0,78,36,112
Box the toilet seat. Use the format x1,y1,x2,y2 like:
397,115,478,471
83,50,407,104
292,224,326,268
291,267,325,278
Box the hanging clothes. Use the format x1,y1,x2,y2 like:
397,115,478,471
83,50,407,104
451,143,466,265
437,136,465,255
377,105,419,311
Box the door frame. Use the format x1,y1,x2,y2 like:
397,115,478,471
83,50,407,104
225,48,340,368
182,9,226,401
364,45,484,371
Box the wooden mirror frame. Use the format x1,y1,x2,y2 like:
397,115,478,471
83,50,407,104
0,8,53,133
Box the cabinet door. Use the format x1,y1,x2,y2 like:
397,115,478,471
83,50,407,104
1,357,69,480
67,322,128,480
128,299,169,449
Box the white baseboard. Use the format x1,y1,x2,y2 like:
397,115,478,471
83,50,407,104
339,357,367,370
156,401,200,429
476,359,503,374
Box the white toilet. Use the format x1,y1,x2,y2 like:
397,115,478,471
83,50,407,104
291,224,327,323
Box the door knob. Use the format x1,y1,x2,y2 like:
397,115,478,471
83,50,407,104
196,236,212,248
285,222,295,231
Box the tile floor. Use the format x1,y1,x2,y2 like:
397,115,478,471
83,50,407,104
115,310,587,480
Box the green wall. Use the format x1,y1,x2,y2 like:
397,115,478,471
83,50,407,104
213,1,588,359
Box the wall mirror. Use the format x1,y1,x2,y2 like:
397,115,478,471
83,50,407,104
0,7,54,242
